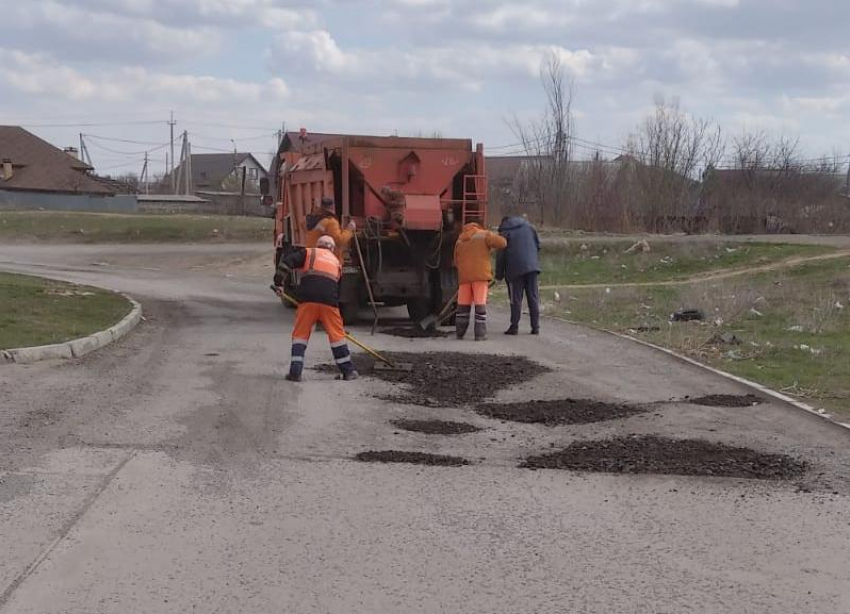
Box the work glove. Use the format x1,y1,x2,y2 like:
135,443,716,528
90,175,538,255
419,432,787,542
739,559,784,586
273,273,283,287
347,219,356,231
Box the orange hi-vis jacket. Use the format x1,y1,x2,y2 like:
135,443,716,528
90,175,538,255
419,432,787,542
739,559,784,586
453,223,508,284
300,246,342,280
277,246,342,306
306,214,353,252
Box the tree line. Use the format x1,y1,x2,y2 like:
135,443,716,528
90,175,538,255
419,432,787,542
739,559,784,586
496,55,849,234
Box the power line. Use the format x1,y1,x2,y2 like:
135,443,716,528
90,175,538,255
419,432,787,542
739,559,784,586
20,120,166,128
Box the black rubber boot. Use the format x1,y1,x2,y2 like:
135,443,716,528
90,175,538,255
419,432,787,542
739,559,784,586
474,305,487,340
455,305,471,339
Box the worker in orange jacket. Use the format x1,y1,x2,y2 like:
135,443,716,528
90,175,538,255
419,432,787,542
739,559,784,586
273,235,358,382
306,197,355,253
453,221,507,340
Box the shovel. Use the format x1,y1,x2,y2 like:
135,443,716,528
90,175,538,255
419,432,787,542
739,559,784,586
417,289,459,332
270,285,413,372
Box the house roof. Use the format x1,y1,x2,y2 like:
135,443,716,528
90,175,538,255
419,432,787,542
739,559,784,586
0,125,113,194
173,152,267,189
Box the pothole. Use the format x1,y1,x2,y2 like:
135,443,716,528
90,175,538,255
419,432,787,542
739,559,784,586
687,394,763,407
380,327,451,339
355,450,469,466
521,435,805,480
391,419,482,435
324,352,549,407
475,399,645,425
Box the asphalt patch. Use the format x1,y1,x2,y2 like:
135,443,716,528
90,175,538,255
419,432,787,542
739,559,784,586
381,327,451,339
476,399,645,425
521,435,806,480
391,419,482,435
325,352,549,407
688,394,763,407
355,450,469,466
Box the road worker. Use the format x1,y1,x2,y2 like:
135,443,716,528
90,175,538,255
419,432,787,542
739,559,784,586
306,197,355,253
453,220,507,340
496,214,541,335
273,235,358,382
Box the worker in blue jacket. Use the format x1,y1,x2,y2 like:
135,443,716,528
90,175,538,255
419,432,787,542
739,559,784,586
495,214,541,335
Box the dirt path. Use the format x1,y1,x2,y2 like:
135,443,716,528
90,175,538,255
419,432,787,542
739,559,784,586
539,249,850,291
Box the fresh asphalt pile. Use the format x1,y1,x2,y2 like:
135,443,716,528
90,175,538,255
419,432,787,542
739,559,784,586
520,435,806,480
380,327,451,339
339,351,549,407
341,350,806,481
391,419,481,435
475,399,645,426
356,450,469,466
686,394,763,407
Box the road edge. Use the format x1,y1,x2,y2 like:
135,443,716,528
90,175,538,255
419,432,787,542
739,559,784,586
1,295,142,364
543,313,850,433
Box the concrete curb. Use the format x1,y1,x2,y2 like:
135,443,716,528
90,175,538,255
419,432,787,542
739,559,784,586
543,313,850,433
1,296,142,365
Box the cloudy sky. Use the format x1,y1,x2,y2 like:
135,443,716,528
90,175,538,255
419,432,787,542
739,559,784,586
1,0,848,177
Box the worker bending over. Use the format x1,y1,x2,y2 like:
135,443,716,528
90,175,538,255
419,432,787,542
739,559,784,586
453,221,507,340
274,235,358,382
306,197,355,252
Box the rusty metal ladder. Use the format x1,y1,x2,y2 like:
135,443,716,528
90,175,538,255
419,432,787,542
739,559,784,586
461,174,487,225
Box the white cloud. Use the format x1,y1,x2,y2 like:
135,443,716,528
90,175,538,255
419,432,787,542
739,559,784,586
0,49,289,104
269,29,600,89
0,1,220,63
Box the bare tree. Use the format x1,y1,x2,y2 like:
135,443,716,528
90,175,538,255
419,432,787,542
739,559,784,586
625,96,724,231
508,51,575,226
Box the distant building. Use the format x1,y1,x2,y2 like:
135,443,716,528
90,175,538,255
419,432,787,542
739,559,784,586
0,125,138,212
0,125,113,196
171,152,268,194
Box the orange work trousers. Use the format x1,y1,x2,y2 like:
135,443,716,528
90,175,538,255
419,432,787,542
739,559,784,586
457,281,489,306
292,302,346,344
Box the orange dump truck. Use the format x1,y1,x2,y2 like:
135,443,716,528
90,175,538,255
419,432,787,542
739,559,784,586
274,133,487,323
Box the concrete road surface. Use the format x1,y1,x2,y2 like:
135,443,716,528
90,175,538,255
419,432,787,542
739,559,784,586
1,243,849,614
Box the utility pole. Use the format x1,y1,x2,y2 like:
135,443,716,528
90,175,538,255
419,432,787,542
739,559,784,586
845,154,850,197
168,111,176,192
79,134,93,167
140,152,149,195
175,131,187,195
184,132,193,195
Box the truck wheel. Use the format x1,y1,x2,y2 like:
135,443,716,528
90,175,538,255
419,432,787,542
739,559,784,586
340,302,360,325
282,275,296,309
406,298,431,323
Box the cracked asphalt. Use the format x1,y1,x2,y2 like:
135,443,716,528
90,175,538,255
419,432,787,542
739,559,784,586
1,243,849,614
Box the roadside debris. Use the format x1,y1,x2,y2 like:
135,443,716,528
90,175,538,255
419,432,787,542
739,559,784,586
671,308,705,322
624,239,651,254
707,332,741,346
520,435,806,480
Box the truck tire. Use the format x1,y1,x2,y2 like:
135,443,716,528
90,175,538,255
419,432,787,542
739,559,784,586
282,275,296,309
406,297,431,323
340,301,360,325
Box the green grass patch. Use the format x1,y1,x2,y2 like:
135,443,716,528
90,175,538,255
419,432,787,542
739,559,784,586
0,272,131,349
538,240,833,286
540,253,850,418
0,211,272,243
